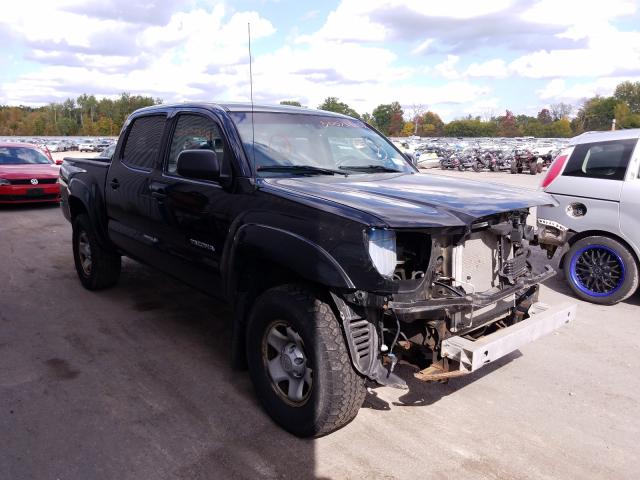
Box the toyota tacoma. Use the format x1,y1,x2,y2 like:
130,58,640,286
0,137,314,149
59,103,576,437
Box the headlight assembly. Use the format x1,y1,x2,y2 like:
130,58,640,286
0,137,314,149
367,228,397,277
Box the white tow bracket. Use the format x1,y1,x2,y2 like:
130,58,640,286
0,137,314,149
441,302,577,373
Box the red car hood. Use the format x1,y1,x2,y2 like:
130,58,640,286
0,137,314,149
0,164,59,179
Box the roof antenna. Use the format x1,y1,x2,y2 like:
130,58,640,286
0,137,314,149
248,22,256,185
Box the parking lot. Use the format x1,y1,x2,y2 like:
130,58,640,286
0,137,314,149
1,165,639,480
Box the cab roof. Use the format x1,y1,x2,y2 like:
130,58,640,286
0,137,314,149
133,102,355,119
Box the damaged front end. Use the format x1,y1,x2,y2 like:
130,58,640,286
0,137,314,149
333,209,576,388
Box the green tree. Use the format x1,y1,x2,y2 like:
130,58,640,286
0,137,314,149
372,102,403,136
317,97,360,118
613,81,640,113
418,111,444,136
444,119,496,137
280,100,302,107
576,96,619,131
544,119,573,137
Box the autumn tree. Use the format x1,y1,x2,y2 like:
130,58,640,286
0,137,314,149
537,108,552,124
497,110,522,137
317,97,360,118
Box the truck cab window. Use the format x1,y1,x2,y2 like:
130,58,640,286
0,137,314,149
121,115,166,170
167,115,225,175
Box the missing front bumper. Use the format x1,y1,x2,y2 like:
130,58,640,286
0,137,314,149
440,301,576,374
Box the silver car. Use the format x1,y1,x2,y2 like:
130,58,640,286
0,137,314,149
537,128,640,305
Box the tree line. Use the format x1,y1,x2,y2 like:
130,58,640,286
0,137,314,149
0,93,161,137
288,80,640,138
1,81,638,138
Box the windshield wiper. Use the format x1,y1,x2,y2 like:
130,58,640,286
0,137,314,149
338,164,402,173
257,165,348,176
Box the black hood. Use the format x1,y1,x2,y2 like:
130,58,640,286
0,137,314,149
261,172,556,228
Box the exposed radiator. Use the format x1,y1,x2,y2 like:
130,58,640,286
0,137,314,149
452,231,500,293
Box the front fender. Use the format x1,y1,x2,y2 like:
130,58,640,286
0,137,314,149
223,223,355,300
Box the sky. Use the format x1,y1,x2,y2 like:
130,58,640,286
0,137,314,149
0,0,639,121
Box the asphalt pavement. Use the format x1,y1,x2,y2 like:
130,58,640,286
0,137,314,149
1,164,638,479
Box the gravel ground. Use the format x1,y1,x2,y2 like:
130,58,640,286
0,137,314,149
1,159,639,479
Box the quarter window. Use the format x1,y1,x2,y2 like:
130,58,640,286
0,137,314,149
121,115,166,170
167,115,225,175
563,139,637,181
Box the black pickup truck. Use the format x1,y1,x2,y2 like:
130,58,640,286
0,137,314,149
60,103,575,437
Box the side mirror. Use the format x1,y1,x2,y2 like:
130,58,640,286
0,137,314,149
177,149,220,181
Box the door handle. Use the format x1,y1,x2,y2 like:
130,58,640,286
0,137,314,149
149,182,167,199
110,178,120,189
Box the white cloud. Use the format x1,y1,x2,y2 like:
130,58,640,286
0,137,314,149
465,59,508,78
537,76,640,103
434,55,461,80
412,39,434,55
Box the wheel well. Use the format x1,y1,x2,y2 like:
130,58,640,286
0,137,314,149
564,229,640,269
68,196,87,220
230,250,328,370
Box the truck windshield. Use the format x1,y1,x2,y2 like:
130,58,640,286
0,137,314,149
229,112,414,177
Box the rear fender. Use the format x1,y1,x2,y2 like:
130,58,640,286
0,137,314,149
67,177,115,252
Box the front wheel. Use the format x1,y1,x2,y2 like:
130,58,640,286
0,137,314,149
246,285,366,437
564,236,639,305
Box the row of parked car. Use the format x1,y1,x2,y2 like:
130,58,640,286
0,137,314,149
0,137,116,154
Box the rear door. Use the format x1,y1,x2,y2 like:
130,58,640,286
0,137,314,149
147,109,233,297
619,139,640,257
105,112,169,264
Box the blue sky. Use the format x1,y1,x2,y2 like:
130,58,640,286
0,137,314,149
0,0,639,121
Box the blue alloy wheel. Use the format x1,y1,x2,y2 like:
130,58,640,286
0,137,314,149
569,244,625,297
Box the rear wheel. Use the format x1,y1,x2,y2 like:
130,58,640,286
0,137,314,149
472,161,482,172
510,161,518,174
72,214,121,290
564,236,638,305
528,160,537,175
246,285,366,437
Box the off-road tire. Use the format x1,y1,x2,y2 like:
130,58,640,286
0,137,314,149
564,235,639,305
510,161,518,174
528,160,537,175
72,214,121,290
246,284,366,437
472,161,482,172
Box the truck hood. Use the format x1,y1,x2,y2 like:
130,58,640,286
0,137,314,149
262,172,556,228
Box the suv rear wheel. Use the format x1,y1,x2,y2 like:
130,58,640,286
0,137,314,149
246,285,366,437
72,214,121,290
564,236,638,305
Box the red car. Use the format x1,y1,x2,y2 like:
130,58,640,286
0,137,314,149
0,143,62,204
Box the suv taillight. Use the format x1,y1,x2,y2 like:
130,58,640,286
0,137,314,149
541,154,568,189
